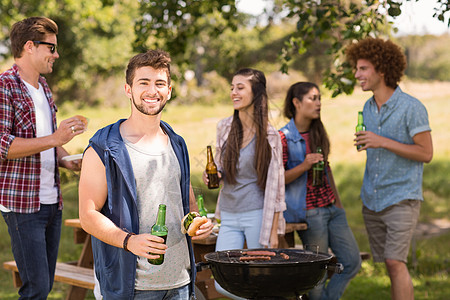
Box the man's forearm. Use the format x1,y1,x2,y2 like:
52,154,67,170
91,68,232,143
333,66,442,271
7,135,58,159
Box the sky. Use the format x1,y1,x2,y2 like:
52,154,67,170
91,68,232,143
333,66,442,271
236,0,450,36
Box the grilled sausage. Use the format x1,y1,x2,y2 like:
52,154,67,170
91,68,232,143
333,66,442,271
280,252,289,260
243,250,276,257
239,256,272,261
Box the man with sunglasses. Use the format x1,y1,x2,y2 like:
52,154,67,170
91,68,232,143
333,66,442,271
0,17,86,299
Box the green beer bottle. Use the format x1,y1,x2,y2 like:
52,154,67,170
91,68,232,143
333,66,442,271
197,194,208,217
148,204,168,265
355,111,366,150
312,147,324,187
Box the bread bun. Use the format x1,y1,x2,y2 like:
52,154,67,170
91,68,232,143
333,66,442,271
75,115,88,127
187,216,208,236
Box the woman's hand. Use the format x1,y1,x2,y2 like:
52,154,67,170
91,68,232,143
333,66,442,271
202,170,222,185
202,170,209,185
303,153,323,170
268,230,279,248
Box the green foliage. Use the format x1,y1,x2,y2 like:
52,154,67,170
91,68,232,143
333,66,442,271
279,0,391,97
176,71,230,105
0,0,139,105
278,0,450,97
399,34,450,81
423,159,450,199
2,0,450,105
134,0,239,80
434,0,450,26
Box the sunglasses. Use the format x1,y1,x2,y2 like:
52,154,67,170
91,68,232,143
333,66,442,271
33,41,57,54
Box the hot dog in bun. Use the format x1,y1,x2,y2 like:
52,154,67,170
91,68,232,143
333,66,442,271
181,212,208,236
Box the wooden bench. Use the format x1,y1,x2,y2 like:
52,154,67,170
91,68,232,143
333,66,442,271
3,260,95,290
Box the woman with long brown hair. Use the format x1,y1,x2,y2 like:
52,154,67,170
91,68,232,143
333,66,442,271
203,68,285,299
279,82,360,300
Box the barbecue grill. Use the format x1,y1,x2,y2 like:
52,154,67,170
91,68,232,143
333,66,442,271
196,248,343,299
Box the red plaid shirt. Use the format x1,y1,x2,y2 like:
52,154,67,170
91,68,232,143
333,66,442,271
280,131,334,210
0,64,62,213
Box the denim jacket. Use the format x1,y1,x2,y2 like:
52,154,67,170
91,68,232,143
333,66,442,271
88,119,196,300
280,119,332,223
279,118,307,223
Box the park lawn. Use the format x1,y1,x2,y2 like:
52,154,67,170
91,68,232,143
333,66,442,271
1,80,449,299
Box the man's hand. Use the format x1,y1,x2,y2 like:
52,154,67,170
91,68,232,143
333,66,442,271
355,130,433,163
6,116,88,159
354,130,385,150
126,233,168,259
54,116,87,146
60,159,82,171
57,147,82,171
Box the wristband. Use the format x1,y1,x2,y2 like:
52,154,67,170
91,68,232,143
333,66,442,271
123,232,135,252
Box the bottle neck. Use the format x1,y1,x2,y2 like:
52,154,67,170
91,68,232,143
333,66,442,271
358,113,364,125
156,207,166,225
207,147,214,163
198,197,204,208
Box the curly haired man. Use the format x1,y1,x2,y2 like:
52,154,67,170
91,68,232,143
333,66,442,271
346,38,433,300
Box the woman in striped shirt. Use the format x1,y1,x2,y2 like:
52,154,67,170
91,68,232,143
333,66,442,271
279,82,360,300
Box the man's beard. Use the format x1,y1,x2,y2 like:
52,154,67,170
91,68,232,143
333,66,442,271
132,94,166,116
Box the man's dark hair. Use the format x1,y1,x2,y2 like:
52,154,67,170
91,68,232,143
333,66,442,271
126,49,171,86
10,17,58,58
346,38,406,89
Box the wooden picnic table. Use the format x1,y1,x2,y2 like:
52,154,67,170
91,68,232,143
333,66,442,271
63,219,94,299
3,219,95,300
64,218,225,300
3,218,308,300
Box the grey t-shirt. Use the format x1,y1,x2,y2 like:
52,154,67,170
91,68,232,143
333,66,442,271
219,137,264,213
124,137,190,290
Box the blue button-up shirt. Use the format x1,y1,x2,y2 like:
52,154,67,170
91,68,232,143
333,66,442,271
361,87,431,212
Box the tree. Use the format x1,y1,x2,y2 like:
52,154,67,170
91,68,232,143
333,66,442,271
1,0,449,103
0,0,243,103
277,0,450,97
0,0,139,104
134,0,239,84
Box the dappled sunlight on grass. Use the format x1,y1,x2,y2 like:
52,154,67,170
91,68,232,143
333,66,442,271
343,264,391,299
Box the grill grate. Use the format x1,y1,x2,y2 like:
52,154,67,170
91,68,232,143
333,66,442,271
206,248,332,265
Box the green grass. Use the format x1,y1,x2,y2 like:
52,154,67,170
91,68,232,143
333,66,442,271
1,80,449,299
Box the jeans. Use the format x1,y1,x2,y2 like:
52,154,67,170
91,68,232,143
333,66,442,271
133,284,189,300
214,209,263,300
2,204,62,300
299,205,361,300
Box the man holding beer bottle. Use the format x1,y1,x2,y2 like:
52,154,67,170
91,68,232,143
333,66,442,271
346,38,433,300
78,49,213,299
